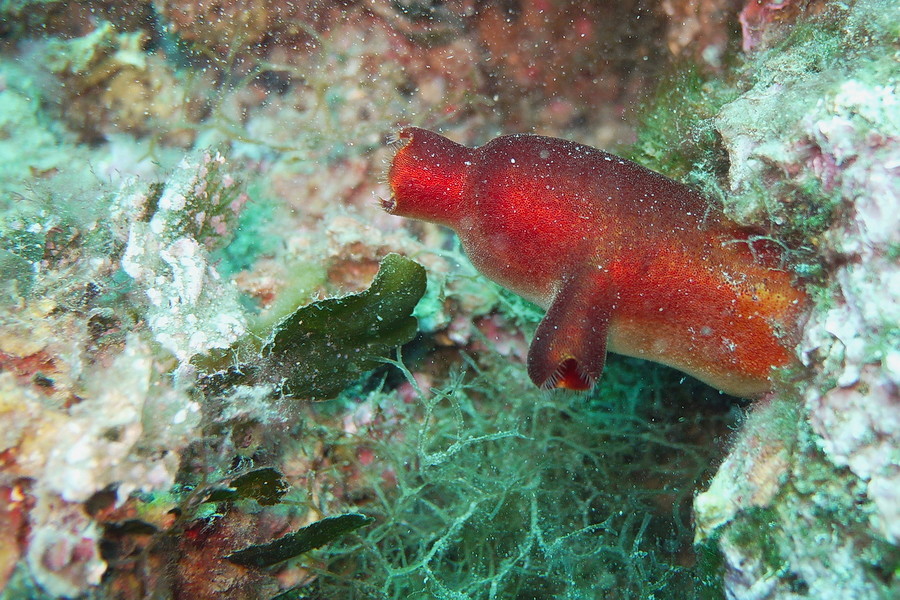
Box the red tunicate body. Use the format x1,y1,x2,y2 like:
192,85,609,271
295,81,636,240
386,127,807,397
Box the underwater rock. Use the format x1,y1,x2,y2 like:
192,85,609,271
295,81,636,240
739,0,829,52
43,21,204,146
696,1,899,598
173,508,281,600
25,496,105,598
119,150,248,372
799,74,900,543
473,0,662,130
154,0,349,54
0,61,88,199
41,336,198,503
155,0,272,51
0,486,26,592
0,0,153,39
0,333,201,594
657,0,737,64
0,140,260,596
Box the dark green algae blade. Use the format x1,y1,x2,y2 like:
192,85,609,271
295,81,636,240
203,467,290,506
225,513,375,568
262,252,426,400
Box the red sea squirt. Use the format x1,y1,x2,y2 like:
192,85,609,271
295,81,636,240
383,127,808,397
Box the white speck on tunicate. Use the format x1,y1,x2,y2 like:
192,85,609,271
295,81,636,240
510,158,516,164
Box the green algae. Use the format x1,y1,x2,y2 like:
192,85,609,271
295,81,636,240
199,253,427,401
300,353,735,599
264,253,426,399
204,467,290,507
226,513,374,569
627,62,738,186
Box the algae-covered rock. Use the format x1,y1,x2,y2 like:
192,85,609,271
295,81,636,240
694,2,900,598
0,61,86,199
120,150,248,371
42,21,204,146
